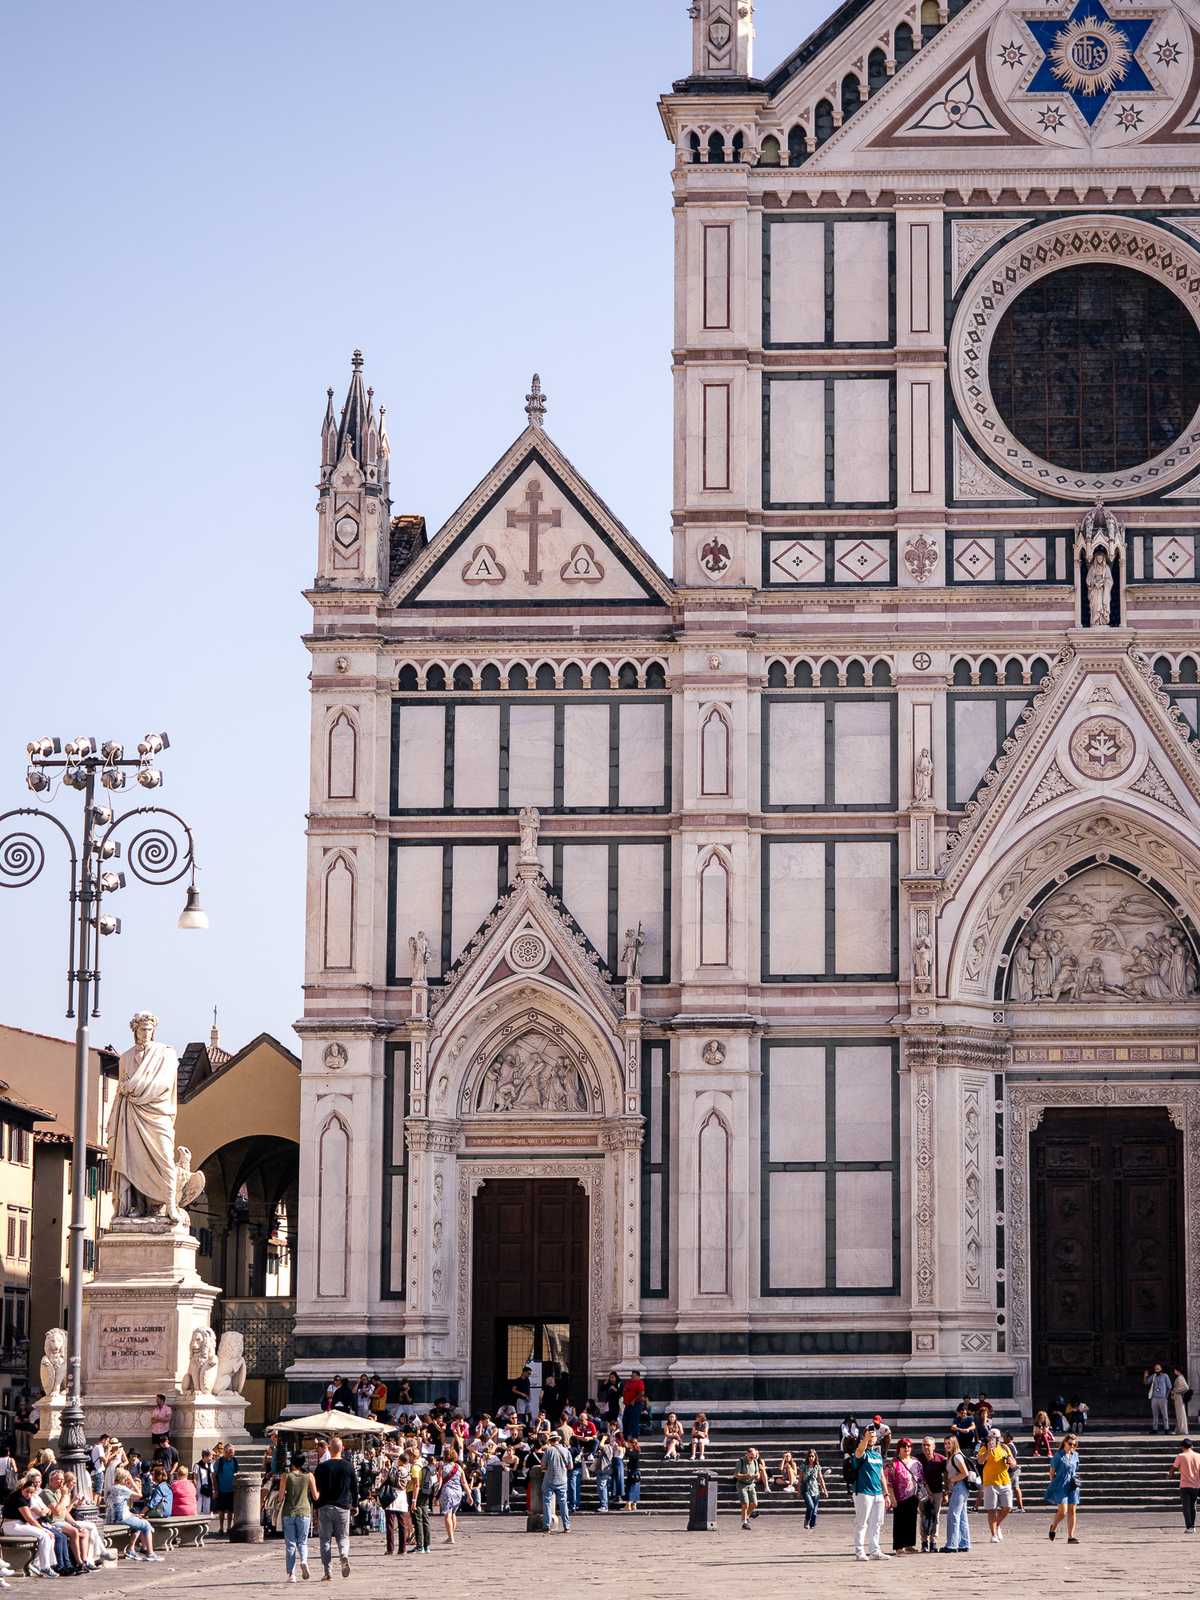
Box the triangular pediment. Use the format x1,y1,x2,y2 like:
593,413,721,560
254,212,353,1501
773,0,1200,174
429,867,623,1034
392,427,672,610
939,638,1200,895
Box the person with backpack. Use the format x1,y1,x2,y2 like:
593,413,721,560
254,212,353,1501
851,1423,893,1561
942,1430,973,1552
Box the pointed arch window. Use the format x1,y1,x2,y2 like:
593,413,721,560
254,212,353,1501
322,853,355,970
327,712,357,800
699,848,731,966
700,707,731,797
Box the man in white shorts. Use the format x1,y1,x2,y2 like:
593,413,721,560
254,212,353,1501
977,1429,1015,1542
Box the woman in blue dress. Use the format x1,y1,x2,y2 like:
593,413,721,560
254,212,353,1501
1044,1432,1081,1543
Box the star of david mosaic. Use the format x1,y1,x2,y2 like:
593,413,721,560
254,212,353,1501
1025,0,1154,126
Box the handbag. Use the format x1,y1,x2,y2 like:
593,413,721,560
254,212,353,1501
377,1482,396,1509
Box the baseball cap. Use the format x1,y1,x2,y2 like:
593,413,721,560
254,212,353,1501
872,1414,883,1424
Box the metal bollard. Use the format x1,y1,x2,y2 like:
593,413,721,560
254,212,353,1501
229,1471,264,1544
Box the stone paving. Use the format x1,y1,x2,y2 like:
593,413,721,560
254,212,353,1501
40,1510,1200,1598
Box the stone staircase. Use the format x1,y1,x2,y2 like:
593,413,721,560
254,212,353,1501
596,1433,1187,1516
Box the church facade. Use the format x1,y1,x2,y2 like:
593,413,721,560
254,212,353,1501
294,0,1200,1422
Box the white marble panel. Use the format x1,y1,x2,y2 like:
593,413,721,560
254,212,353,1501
453,705,500,809
617,844,664,977
953,700,998,803
833,380,890,503
618,704,666,807
699,853,729,966
317,1115,350,1296
393,845,443,976
834,1171,893,1288
833,221,889,342
833,841,892,973
508,705,555,806
768,841,825,973
561,845,610,956
450,845,499,961
769,1171,825,1288
395,706,445,808
832,701,891,806
323,856,354,969
769,381,824,504
768,222,824,343
704,223,731,330
327,714,357,799
768,1047,825,1163
768,702,824,804
834,1045,893,1161
563,705,610,808
703,384,730,490
388,1177,405,1293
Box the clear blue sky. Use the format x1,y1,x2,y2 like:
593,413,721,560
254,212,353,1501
1,1,824,1056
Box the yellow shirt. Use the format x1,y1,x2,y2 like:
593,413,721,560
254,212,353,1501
979,1445,1011,1487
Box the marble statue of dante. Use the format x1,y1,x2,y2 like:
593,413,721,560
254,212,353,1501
107,1011,180,1222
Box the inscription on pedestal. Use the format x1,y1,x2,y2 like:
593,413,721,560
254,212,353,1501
95,1316,168,1372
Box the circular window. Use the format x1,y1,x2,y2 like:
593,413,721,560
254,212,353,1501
987,264,1200,474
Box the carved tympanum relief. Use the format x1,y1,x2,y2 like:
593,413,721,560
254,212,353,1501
1006,865,1199,1002
473,1029,589,1113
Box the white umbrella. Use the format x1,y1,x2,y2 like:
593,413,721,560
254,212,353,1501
273,1410,397,1435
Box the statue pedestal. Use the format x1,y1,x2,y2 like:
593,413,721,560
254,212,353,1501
80,1218,250,1458
33,1396,67,1455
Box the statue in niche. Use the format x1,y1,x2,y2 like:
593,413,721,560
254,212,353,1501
911,936,933,994
621,923,645,978
475,1030,589,1113
1006,865,1199,1002
408,930,431,984
913,747,934,805
1075,500,1123,628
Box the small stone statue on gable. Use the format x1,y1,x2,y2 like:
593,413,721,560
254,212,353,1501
408,929,431,984
518,806,541,867
621,922,646,979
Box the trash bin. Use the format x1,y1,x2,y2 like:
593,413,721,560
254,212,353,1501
687,1471,718,1531
526,1463,546,1531
485,1460,511,1514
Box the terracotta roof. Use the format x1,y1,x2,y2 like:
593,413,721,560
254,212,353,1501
0,1080,56,1122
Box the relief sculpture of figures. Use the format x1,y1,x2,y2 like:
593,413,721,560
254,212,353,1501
475,1029,588,1113
106,1011,181,1224
1007,866,1199,1003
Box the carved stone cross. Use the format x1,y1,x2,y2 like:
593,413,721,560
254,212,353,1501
506,479,560,585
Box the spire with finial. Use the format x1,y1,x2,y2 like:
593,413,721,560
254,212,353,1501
209,1006,220,1054
335,348,369,463
320,386,337,469
525,372,547,431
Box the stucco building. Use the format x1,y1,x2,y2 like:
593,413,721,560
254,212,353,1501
295,0,1200,1421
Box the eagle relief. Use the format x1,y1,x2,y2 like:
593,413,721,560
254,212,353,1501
474,1030,589,1113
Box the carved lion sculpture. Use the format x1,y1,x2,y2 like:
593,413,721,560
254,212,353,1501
183,1326,218,1395
40,1328,68,1400
214,1331,247,1396
174,1146,205,1217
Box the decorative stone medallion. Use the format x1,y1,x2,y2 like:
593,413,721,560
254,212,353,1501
903,534,940,584
1067,716,1135,779
699,537,732,578
323,1042,348,1071
702,1039,727,1065
508,932,548,971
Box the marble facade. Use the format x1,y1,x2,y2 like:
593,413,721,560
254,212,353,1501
294,0,1200,1420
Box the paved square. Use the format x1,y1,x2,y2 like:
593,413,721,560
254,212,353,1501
50,1511,1199,1598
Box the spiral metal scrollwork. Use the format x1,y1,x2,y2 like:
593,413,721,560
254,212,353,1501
0,830,46,888
102,807,195,888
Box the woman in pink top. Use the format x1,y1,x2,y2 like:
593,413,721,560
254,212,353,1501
170,1465,198,1517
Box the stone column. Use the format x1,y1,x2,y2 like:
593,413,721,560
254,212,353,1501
602,1118,644,1364
403,1119,461,1369
229,1472,263,1543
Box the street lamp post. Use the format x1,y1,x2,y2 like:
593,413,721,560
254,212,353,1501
0,733,207,1506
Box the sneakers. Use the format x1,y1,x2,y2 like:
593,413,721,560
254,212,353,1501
868,1552,892,1560
856,1554,869,1562
991,1534,1000,1544
145,1554,166,1563
287,1578,297,1587
340,1554,351,1578
301,1563,311,1578
1049,1526,1056,1541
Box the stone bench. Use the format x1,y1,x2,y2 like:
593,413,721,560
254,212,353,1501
0,1534,41,1578
147,1515,212,1550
